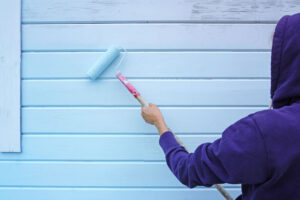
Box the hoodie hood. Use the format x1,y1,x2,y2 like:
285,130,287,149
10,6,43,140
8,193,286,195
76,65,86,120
271,13,300,109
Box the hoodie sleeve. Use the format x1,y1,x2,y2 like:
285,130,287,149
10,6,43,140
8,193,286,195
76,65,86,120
159,115,269,188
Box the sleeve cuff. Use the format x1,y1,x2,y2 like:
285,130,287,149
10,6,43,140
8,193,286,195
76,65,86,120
159,131,181,154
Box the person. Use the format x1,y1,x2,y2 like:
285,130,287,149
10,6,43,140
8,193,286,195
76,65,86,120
141,13,300,200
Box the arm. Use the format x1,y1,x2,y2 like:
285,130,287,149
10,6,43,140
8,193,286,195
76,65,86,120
155,120,169,136
141,104,269,187
159,115,269,187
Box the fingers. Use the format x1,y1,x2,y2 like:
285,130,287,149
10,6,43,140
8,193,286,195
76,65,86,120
140,103,158,125
141,106,149,116
141,114,153,124
141,109,148,120
141,106,154,125
141,110,146,117
149,103,156,108
141,109,146,118
142,103,153,113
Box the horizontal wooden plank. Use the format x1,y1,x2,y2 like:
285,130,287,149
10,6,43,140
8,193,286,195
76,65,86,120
22,0,300,23
0,188,241,200
22,52,271,79
0,135,219,161
0,161,239,188
22,24,275,51
22,108,264,134
0,161,182,187
22,80,270,106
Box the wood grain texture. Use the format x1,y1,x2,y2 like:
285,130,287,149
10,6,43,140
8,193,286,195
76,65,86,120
22,80,270,106
0,188,241,200
0,135,219,161
22,24,275,51
22,52,271,79
0,0,21,152
22,0,300,23
22,107,264,134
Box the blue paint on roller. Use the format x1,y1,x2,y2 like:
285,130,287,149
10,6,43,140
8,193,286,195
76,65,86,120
87,46,121,80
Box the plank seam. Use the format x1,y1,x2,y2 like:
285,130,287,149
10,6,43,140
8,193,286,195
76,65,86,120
21,106,269,109
22,49,272,53
0,185,241,189
22,21,278,25
0,160,165,163
21,77,271,80
21,133,222,136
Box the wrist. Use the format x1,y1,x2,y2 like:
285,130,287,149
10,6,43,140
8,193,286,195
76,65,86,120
154,119,168,136
154,118,164,127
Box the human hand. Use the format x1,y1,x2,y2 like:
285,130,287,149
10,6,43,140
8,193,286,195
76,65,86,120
141,103,164,125
141,103,169,136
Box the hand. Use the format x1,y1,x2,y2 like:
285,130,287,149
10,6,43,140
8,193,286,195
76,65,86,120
141,103,163,125
141,103,169,135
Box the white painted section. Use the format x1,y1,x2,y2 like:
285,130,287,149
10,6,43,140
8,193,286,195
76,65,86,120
0,0,21,152
22,0,300,23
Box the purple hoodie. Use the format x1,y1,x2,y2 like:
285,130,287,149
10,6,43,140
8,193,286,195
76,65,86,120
159,13,300,200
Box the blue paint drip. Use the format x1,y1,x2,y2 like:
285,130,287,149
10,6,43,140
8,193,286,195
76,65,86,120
87,46,121,80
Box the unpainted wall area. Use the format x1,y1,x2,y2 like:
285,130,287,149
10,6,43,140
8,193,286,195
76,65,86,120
1,0,300,199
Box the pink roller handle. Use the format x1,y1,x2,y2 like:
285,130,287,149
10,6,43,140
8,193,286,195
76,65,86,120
116,72,149,107
116,71,140,97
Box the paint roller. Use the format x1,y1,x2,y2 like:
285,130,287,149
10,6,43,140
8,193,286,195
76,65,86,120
86,46,149,107
87,46,232,200
87,46,121,80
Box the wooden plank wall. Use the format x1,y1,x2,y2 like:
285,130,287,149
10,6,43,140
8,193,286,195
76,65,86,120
1,0,299,199
0,0,21,152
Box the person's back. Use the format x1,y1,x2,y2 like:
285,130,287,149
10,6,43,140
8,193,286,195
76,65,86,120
240,13,300,199
243,103,300,199
141,13,300,199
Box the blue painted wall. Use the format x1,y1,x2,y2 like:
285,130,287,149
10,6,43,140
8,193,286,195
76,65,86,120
1,0,299,199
